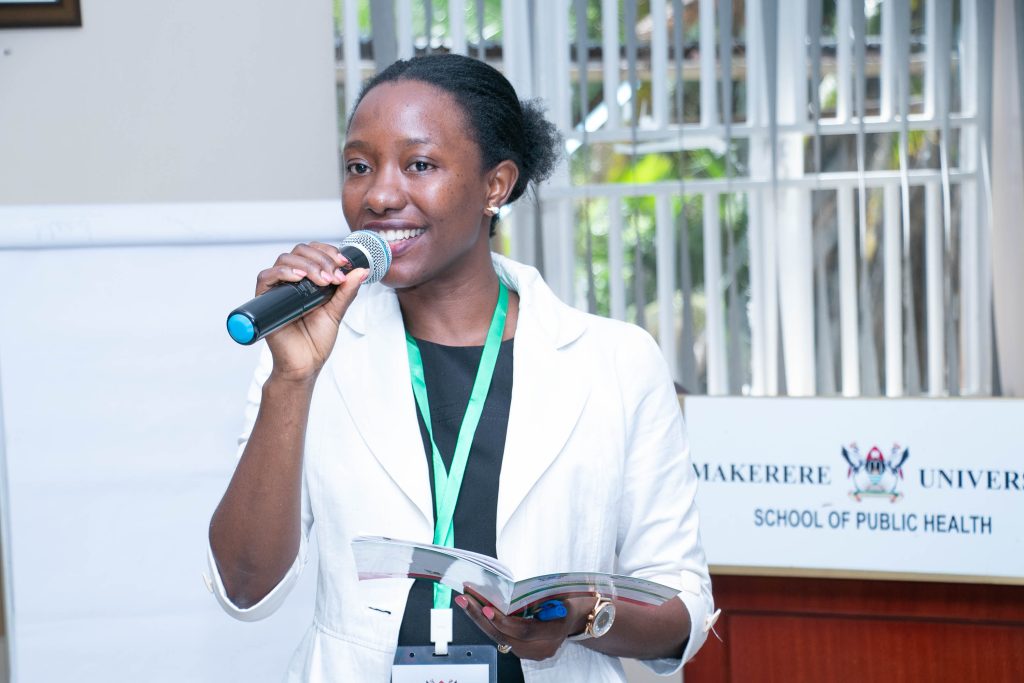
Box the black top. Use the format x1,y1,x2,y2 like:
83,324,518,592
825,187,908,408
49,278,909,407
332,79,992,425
396,337,525,682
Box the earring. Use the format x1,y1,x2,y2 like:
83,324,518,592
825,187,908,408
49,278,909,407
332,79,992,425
485,205,500,216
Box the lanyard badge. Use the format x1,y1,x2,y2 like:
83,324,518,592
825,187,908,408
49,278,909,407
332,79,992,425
405,280,509,610
397,281,509,678
391,645,497,683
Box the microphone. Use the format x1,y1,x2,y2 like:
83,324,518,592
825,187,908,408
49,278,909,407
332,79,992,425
226,230,392,345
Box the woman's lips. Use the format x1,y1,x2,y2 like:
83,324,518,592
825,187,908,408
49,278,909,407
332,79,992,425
380,229,424,258
376,227,426,242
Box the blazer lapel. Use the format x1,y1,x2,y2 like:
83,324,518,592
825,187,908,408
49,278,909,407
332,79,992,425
330,286,434,526
328,260,593,538
495,261,591,536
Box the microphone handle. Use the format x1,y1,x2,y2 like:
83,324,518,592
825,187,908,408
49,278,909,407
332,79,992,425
226,246,369,345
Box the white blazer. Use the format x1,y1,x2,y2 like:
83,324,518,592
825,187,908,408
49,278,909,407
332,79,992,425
208,255,714,682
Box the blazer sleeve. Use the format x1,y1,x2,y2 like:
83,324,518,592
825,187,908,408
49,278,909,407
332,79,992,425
613,327,715,673
205,346,315,621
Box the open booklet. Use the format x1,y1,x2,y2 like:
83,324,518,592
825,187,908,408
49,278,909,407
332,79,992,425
351,535,680,615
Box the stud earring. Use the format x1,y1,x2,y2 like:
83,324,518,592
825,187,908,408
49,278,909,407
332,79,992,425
485,205,500,216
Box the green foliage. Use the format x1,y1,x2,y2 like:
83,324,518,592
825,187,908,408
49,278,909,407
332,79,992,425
333,0,505,44
573,132,751,323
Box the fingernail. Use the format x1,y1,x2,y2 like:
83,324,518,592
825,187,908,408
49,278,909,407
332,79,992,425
334,268,346,281
454,595,468,609
292,269,307,278
482,606,495,620
360,269,370,283
320,270,332,283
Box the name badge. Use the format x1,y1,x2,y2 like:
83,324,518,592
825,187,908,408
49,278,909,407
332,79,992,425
391,645,496,683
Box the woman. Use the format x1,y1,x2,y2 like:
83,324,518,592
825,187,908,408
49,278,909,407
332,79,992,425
208,54,713,681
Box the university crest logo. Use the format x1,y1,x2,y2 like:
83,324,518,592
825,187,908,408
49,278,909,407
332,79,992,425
841,443,910,502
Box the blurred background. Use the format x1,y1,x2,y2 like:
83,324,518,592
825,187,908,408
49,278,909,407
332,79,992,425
332,0,1021,401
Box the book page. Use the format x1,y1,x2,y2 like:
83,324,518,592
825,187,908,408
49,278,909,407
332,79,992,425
508,572,680,614
352,537,680,617
351,536,516,612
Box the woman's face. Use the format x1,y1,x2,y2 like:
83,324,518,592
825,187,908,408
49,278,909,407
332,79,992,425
342,80,498,290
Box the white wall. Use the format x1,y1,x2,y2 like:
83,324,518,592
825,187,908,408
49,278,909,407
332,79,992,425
0,0,340,203
0,235,329,682
0,1,344,680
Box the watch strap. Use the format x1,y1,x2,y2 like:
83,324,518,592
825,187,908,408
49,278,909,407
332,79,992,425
567,594,613,642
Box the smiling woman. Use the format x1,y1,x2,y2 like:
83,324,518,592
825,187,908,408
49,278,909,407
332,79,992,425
208,53,714,682
342,78,508,295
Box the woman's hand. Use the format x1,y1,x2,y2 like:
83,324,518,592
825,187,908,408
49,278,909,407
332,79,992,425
454,595,595,661
456,592,690,661
210,242,367,605
255,242,368,382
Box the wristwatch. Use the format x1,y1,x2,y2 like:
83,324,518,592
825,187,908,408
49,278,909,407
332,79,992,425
568,593,616,641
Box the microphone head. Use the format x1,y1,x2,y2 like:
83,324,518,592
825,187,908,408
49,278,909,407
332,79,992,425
341,230,392,284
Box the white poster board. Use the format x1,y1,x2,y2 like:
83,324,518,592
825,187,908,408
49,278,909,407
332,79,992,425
687,398,1024,583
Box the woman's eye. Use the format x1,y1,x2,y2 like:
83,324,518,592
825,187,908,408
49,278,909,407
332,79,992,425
346,162,370,175
409,160,433,172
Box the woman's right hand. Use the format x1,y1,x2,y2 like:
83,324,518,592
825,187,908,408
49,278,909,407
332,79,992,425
255,241,368,382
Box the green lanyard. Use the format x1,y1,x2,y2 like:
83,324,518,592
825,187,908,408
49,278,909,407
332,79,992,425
405,280,509,609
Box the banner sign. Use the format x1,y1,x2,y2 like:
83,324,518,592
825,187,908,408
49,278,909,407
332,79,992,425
686,398,1024,582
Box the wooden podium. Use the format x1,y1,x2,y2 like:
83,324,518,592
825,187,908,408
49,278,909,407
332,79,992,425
684,574,1024,682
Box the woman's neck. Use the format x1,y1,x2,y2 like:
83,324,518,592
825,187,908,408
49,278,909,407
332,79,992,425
398,265,518,346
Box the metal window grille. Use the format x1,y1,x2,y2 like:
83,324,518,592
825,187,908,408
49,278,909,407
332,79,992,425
335,0,997,398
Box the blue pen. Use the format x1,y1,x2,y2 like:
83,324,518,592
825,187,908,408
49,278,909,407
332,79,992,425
534,600,567,621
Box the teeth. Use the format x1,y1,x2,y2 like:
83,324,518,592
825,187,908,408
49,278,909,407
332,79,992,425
380,228,425,243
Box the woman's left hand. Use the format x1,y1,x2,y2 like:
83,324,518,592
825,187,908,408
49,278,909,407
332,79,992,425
454,594,594,661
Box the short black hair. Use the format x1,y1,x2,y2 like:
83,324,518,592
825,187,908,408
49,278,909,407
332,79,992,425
350,54,562,234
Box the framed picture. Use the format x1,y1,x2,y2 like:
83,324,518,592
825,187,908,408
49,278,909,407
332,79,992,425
0,0,82,29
